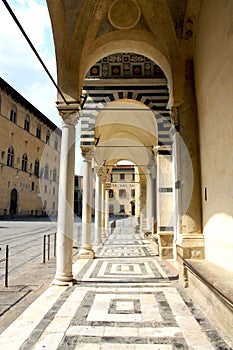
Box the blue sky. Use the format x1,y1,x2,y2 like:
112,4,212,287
0,0,83,173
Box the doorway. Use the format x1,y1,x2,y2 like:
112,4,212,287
10,188,18,214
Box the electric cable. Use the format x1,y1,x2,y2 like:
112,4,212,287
2,0,69,105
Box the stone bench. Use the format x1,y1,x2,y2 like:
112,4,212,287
184,259,233,339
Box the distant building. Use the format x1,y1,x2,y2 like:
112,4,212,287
0,77,61,217
109,164,140,217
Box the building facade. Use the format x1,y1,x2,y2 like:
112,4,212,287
109,164,140,217
0,77,61,217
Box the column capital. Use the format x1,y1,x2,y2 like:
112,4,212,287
81,147,93,161
57,103,81,126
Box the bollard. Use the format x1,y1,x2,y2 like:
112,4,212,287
47,234,50,261
5,245,9,287
43,235,46,263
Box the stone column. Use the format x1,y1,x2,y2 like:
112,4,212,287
146,173,153,232
53,104,79,285
78,151,95,258
101,175,106,239
156,147,174,258
105,181,111,235
93,172,102,245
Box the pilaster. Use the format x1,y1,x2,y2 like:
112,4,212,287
171,74,205,284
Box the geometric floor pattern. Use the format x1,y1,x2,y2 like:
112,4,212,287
0,219,232,349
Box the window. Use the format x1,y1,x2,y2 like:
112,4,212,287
31,182,35,191
109,204,114,215
34,159,39,176
24,114,30,132
10,104,17,123
52,201,56,210
119,189,126,198
44,164,49,179
7,147,14,167
44,185,47,193
53,187,55,195
120,204,125,213
36,124,41,139
132,173,135,181
109,189,114,198
54,137,58,150
52,168,57,181
120,173,125,181
44,200,47,209
22,153,28,172
46,130,50,144
131,189,135,197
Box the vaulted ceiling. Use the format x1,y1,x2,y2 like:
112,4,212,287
46,0,202,106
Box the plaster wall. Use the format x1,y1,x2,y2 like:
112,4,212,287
194,0,233,271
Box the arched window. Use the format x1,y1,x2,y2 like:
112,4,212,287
24,114,30,132
34,159,39,176
46,130,50,144
7,147,14,167
54,136,58,151
22,153,28,172
10,104,17,123
44,164,49,179
36,124,41,139
52,168,57,181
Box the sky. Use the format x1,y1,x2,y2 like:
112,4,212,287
0,0,83,173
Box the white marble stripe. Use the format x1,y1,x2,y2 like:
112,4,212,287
0,286,66,349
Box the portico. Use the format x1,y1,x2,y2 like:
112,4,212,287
46,1,233,337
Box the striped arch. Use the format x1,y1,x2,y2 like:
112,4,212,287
81,82,171,150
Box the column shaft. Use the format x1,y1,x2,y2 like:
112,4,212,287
94,173,102,244
54,113,77,285
78,155,95,258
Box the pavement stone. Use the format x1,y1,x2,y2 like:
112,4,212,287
0,218,232,349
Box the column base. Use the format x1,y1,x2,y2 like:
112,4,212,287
92,240,103,246
158,232,174,259
78,246,95,259
51,278,77,286
176,233,205,287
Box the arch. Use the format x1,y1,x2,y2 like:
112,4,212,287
10,188,18,215
24,114,30,132
34,159,40,177
7,147,14,167
46,130,51,144
52,167,57,181
22,153,28,172
80,38,174,107
44,164,49,179
36,123,41,139
10,104,17,123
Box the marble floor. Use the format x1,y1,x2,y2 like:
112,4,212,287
0,220,231,349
